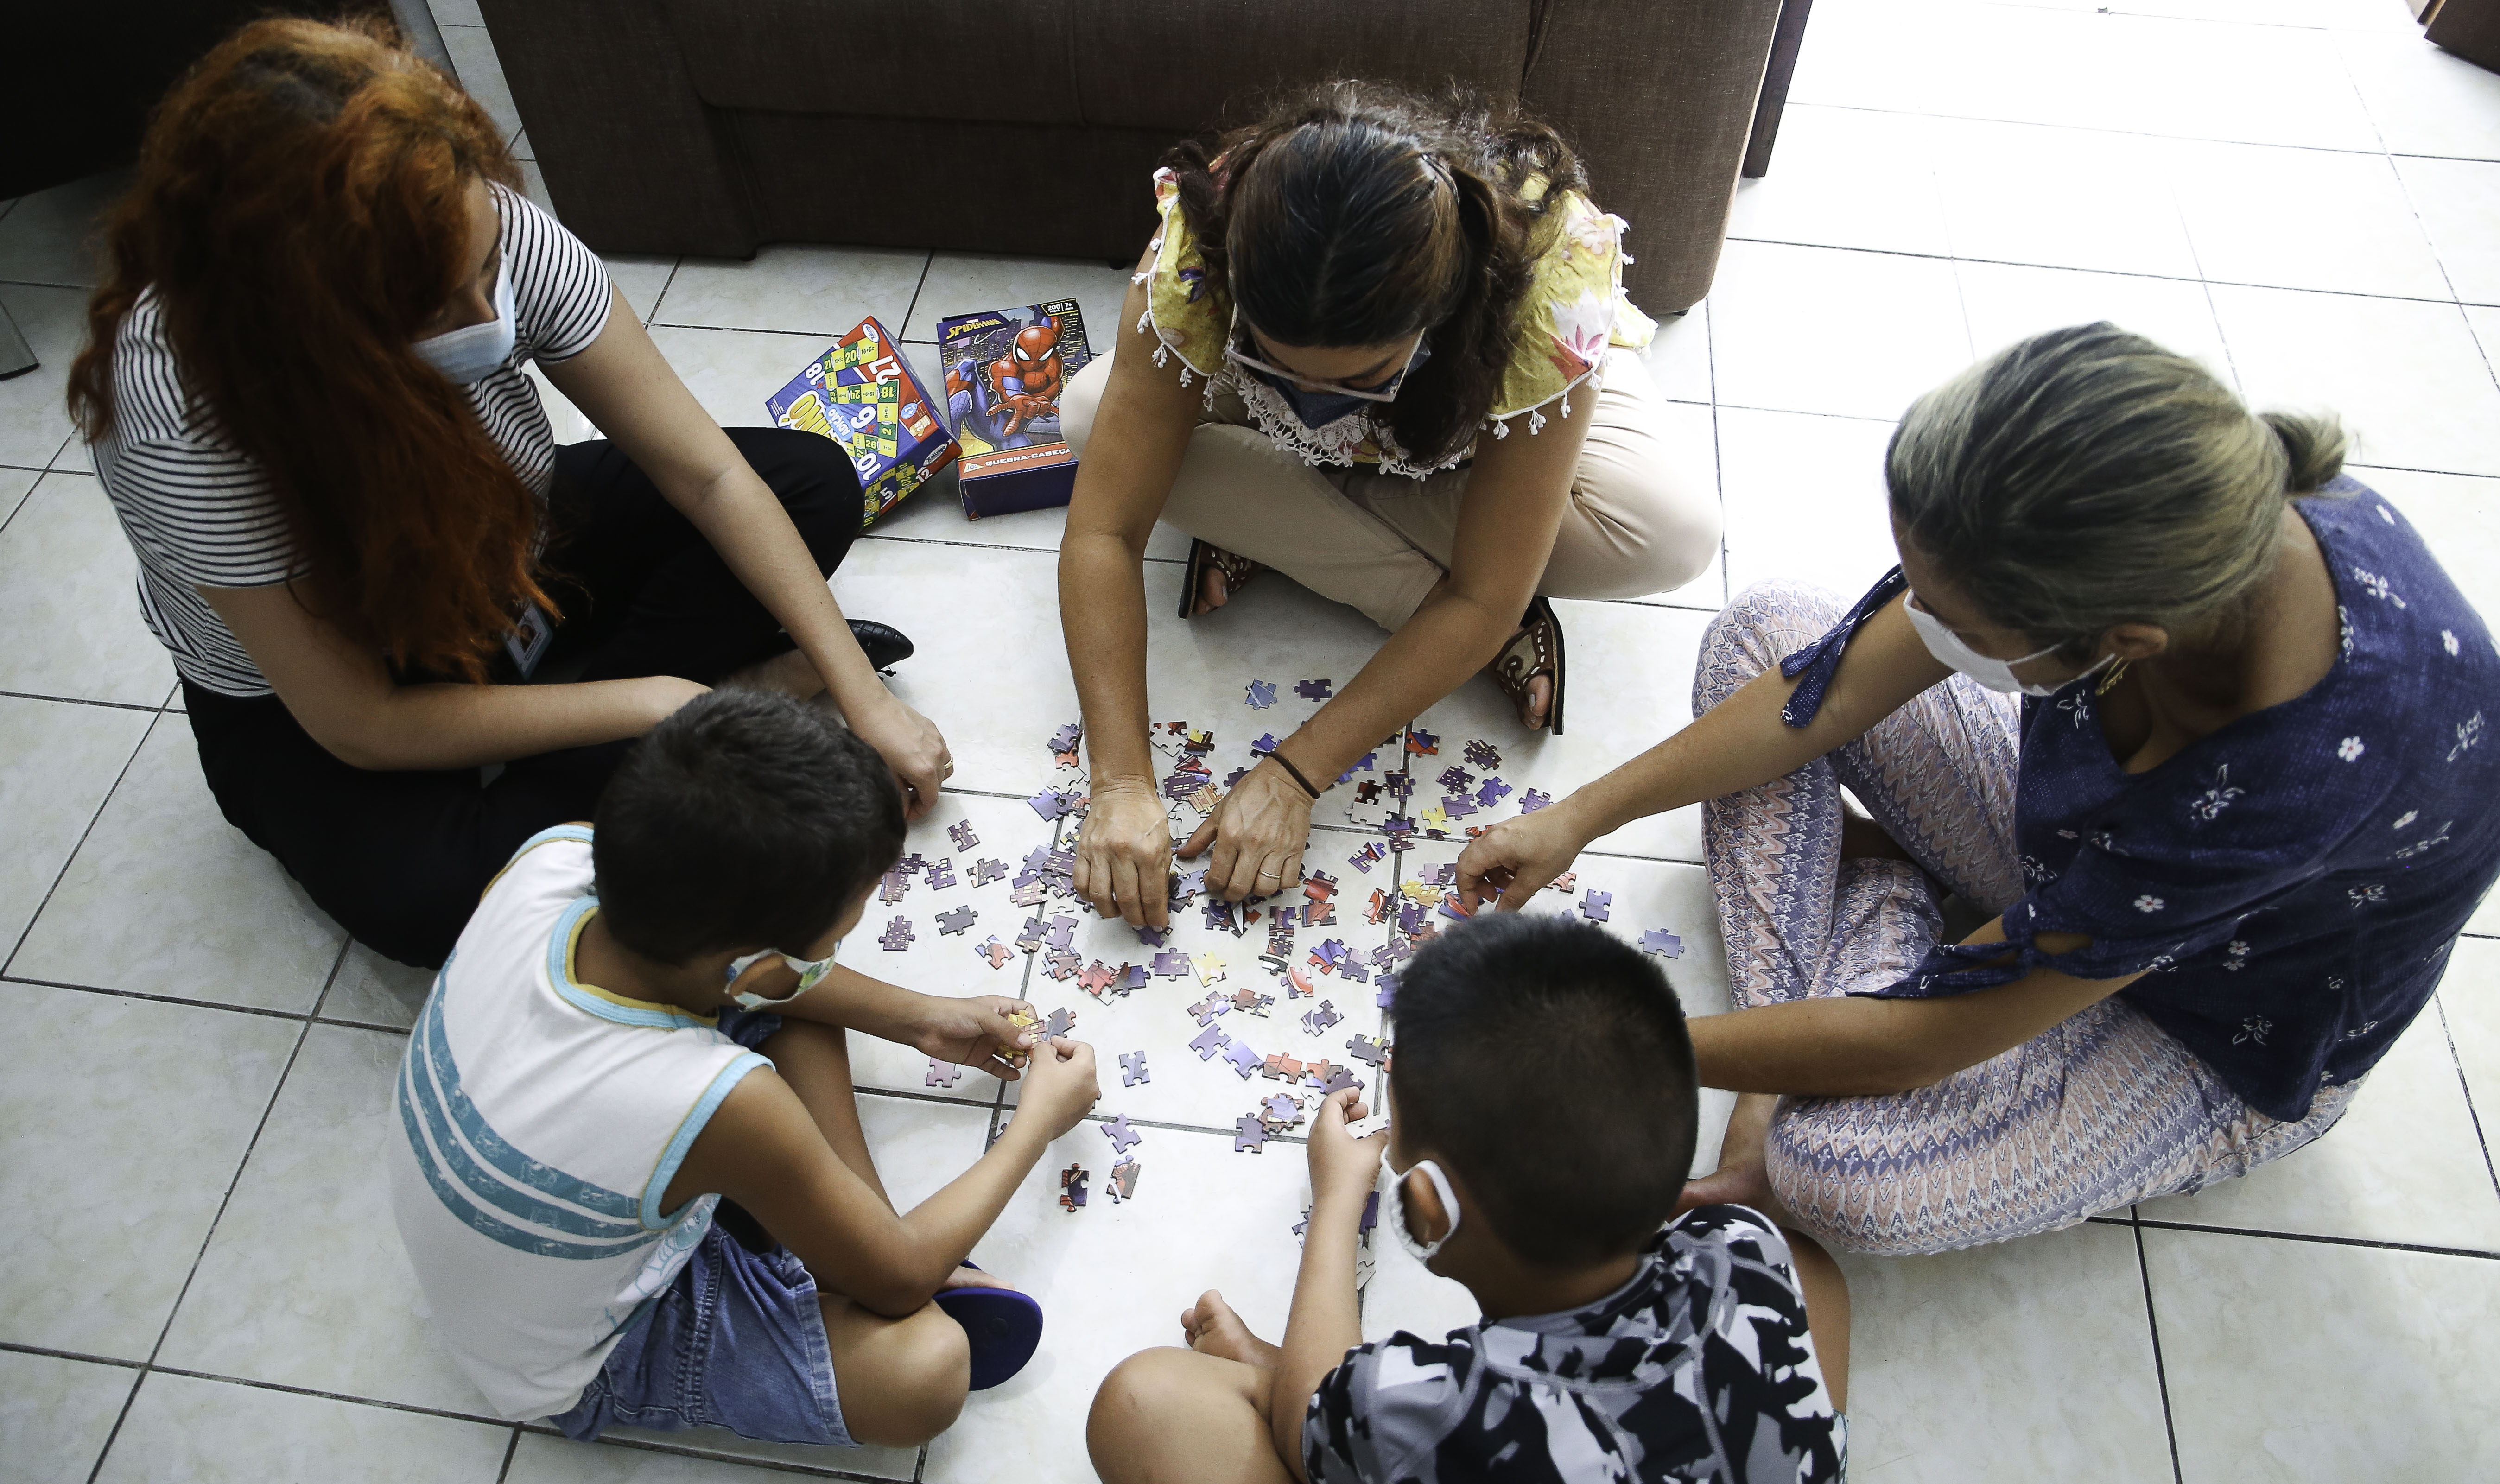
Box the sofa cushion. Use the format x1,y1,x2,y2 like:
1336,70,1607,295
1071,0,1533,132
661,0,1084,123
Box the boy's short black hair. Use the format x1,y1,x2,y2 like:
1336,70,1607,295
592,689,906,965
1391,913,1699,1269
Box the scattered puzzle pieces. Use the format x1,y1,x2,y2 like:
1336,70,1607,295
1151,950,1192,979
1301,1000,1341,1036
1519,788,1553,813
926,857,957,890
1223,1040,1263,1079
1188,994,1230,1027
977,936,1013,970
934,905,978,937
1233,1115,1267,1153
1262,1053,1306,1083
1120,1050,1150,1086
1192,951,1228,986
1060,1163,1089,1211
878,867,911,905
1101,1114,1142,1156
1262,1093,1304,1130
1437,766,1475,793
1189,1025,1231,1060
1295,679,1334,701
1463,738,1501,770
926,1058,963,1088
1106,1158,1140,1201
948,819,980,852
1476,776,1512,808
1229,985,1274,1017
1246,679,1278,710
1048,723,1083,755
1546,870,1577,894
1405,729,1439,756
971,857,1006,888
1641,928,1685,959
1579,889,1613,923
1042,1006,1076,1039
879,916,914,951
1347,1034,1389,1068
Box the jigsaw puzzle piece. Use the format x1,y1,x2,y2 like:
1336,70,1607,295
1120,1050,1150,1086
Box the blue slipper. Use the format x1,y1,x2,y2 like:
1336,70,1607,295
933,1263,1042,1391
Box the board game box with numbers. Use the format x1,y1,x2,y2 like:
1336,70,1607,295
765,316,958,527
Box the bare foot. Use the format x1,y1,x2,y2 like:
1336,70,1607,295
1676,1092,1799,1226
1523,671,1552,730
940,1264,1016,1294
721,646,825,700
1180,1289,1281,1369
1192,564,1231,618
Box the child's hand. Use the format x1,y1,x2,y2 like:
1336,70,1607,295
910,995,1038,1079
1306,1088,1388,1206
1016,1037,1101,1138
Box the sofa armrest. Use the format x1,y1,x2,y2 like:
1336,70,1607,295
476,0,757,258
1523,0,1782,315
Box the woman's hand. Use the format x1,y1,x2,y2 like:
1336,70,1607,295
907,992,1039,1079
1073,779,1176,929
847,692,952,820
1184,759,1315,905
1454,793,1599,913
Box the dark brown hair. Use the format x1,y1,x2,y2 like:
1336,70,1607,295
69,14,550,683
1161,80,1586,466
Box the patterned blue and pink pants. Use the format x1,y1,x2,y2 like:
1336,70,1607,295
1699,583,2353,1255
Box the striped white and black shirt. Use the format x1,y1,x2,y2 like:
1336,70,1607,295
91,186,612,697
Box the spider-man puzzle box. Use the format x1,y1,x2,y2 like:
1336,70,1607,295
764,317,958,528
936,298,1094,519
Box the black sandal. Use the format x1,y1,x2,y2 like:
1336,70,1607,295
1177,539,1266,620
1485,596,1566,735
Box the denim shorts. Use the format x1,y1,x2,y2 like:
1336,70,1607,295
549,1009,855,1448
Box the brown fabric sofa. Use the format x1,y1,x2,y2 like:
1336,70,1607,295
479,0,1783,315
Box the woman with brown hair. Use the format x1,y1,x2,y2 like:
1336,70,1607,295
1059,82,1719,929
73,17,950,969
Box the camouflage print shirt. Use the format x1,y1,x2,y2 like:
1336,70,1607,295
1304,1206,1845,1483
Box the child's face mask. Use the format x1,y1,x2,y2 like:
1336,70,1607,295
1379,1150,1463,1264
723,945,840,1010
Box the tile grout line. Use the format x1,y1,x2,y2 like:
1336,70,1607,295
898,251,938,344
80,943,341,1484
0,688,169,713
2127,1218,2500,1262
2131,1222,2187,1484
493,1426,522,1483
2431,995,2500,1205
1725,232,2476,310
0,708,161,977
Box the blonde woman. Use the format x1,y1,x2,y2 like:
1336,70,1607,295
1459,323,2500,1254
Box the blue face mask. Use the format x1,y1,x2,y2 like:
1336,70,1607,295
1226,325,1429,431
412,259,515,385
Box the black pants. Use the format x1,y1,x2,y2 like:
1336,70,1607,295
183,428,863,970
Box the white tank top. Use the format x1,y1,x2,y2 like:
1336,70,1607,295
387,825,770,1420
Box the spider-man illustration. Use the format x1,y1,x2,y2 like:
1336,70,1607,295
948,315,1070,450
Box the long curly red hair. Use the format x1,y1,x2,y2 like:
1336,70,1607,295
69,15,551,683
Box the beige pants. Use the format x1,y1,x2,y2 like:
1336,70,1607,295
1060,348,1720,630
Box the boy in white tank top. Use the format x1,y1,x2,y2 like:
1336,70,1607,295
389,690,1101,1450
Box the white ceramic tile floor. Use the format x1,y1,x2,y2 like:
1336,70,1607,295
4,0,2497,1478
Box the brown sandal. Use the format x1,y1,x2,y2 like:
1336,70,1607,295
1485,596,1567,735
1178,539,1266,620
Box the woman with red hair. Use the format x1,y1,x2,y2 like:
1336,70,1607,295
72,17,949,969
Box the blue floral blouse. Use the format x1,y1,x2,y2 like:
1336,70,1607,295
1781,480,2500,1122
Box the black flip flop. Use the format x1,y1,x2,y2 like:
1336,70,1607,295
932,1262,1044,1391
849,619,914,672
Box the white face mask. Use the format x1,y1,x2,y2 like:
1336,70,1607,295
1378,1150,1463,1264
1904,591,2113,698
723,943,840,1011
412,259,515,385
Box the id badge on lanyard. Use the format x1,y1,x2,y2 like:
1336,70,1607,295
504,601,554,679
